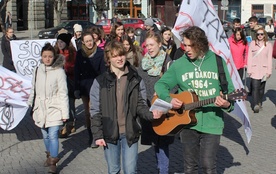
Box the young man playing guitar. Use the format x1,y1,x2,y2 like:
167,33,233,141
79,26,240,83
154,26,235,174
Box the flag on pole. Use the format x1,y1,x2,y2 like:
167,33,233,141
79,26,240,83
172,0,252,143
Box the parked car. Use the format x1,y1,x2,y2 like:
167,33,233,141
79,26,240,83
96,19,113,35
121,18,144,36
38,20,101,39
152,18,166,30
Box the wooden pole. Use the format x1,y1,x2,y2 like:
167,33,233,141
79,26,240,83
130,0,133,17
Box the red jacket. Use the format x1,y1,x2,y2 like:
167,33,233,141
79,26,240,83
228,36,249,69
59,49,76,80
273,40,276,59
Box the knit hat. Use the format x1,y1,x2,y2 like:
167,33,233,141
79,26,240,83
57,33,72,46
73,24,83,33
144,18,154,27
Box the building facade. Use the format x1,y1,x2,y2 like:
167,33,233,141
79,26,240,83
2,0,276,31
241,0,276,23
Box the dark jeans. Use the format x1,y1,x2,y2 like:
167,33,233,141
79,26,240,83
237,68,244,82
69,97,76,121
251,78,266,106
179,129,220,174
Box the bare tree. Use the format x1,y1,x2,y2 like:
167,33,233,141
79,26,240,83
52,0,66,24
94,0,109,21
0,0,11,33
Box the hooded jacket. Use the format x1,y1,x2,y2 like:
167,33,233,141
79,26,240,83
228,35,249,69
28,55,69,128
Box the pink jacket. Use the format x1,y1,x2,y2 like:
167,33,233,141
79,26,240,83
228,36,248,69
273,41,276,58
247,40,273,80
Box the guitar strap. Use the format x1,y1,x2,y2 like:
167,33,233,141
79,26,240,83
215,54,228,94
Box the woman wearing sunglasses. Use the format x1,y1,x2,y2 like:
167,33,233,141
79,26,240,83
247,28,273,113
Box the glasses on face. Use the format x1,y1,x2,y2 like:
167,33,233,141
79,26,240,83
256,33,264,36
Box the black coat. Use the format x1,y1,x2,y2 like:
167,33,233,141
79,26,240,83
1,34,17,71
74,47,106,96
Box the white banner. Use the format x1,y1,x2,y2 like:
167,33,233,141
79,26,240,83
0,66,31,130
11,39,56,80
172,0,252,143
0,39,55,130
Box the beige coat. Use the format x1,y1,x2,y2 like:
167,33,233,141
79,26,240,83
28,55,69,128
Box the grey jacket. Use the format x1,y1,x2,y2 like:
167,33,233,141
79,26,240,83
90,62,154,147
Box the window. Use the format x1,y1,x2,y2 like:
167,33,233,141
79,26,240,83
252,4,264,17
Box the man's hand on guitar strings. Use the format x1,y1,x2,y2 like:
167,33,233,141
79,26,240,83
215,96,230,108
152,110,163,119
170,98,183,109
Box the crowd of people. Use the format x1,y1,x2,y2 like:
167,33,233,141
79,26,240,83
1,14,276,174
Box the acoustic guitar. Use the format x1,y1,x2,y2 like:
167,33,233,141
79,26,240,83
152,89,247,136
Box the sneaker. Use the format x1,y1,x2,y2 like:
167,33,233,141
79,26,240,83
253,105,259,113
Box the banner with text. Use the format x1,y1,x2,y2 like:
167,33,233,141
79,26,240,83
11,39,56,80
0,66,31,130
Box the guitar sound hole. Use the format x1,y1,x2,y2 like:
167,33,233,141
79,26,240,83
176,109,183,114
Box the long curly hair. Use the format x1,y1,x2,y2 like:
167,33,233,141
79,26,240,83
181,26,209,55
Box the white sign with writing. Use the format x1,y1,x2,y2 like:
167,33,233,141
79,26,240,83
10,39,56,80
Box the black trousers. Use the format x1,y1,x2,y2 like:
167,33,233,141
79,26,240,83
251,78,266,106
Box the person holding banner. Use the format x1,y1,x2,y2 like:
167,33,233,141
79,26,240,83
1,27,17,72
74,32,106,148
154,26,235,174
247,28,273,113
28,43,69,173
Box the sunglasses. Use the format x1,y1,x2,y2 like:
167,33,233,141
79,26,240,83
256,33,264,36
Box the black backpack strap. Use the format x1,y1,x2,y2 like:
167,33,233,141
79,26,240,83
216,54,228,94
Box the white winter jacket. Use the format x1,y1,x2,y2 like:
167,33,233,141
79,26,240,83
28,55,69,128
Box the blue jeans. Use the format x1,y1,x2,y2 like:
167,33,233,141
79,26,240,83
180,129,220,174
155,145,169,174
41,126,60,158
104,134,138,174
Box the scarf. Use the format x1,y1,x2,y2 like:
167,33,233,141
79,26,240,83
81,43,97,58
141,49,166,76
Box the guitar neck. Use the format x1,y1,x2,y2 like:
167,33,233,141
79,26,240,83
184,97,217,110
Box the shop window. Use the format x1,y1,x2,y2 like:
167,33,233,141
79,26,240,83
252,4,264,17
